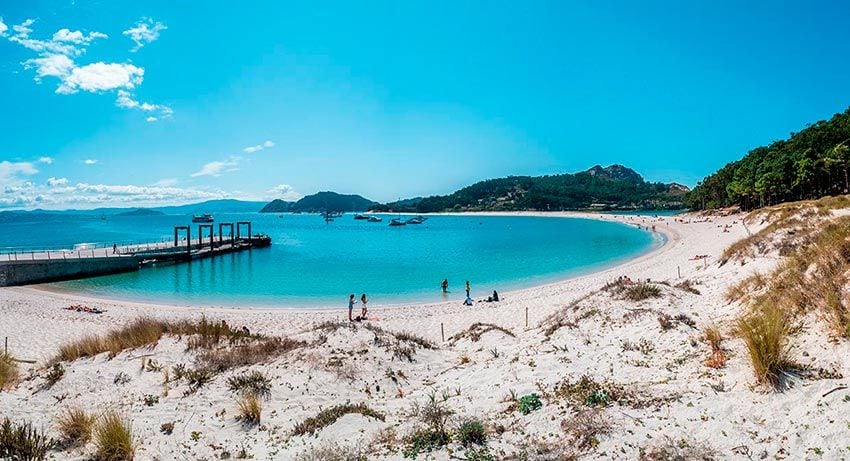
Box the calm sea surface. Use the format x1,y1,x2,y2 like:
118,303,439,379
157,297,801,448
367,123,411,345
1,213,661,308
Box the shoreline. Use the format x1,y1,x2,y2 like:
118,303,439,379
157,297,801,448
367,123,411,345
20,211,675,314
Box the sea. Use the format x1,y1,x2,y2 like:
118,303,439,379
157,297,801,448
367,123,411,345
0,212,663,308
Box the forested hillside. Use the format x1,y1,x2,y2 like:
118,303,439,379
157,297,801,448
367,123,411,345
686,108,850,210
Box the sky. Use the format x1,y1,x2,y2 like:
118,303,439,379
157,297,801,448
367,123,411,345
1,0,849,210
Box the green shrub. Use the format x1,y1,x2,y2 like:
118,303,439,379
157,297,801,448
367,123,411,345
455,418,487,447
402,429,449,458
227,370,271,399
625,283,662,301
518,393,542,415
0,417,55,460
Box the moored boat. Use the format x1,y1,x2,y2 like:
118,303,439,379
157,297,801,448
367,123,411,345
192,214,214,223
389,218,406,226
367,216,382,222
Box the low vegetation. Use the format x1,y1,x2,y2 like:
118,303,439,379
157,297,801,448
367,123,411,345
0,352,20,390
93,410,135,461
403,392,455,458
0,417,56,460
624,283,662,301
455,418,487,447
561,409,611,452
294,442,368,461
292,403,385,436
363,324,436,362
702,325,727,369
55,316,263,363
56,407,95,447
449,323,515,344
236,394,262,425
737,303,796,388
227,370,272,399
640,436,718,460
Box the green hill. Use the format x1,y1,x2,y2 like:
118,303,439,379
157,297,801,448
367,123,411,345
261,192,377,213
372,165,687,213
686,107,850,210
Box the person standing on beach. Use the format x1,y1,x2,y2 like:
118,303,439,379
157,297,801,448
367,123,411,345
441,278,449,293
360,293,368,319
348,294,357,321
465,280,470,297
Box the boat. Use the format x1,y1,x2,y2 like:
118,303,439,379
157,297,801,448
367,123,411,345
353,214,369,220
389,218,406,226
192,214,214,223
406,216,426,224
367,216,382,222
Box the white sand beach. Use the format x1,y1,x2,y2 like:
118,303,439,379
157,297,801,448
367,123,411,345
1,210,848,460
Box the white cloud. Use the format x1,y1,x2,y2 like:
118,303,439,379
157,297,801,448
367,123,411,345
243,140,276,154
23,53,76,81
37,156,54,165
191,158,240,177
0,161,38,186
0,18,7,36
57,62,144,94
116,90,172,119
52,28,107,45
9,19,106,57
266,184,303,201
123,18,166,52
8,19,171,121
83,159,97,165
0,180,231,210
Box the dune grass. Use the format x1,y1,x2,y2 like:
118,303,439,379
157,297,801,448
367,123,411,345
0,417,56,460
624,283,662,301
0,353,20,390
702,325,727,369
93,411,134,461
236,394,263,425
737,303,795,388
293,403,385,436
55,316,277,363
227,370,272,399
56,406,95,447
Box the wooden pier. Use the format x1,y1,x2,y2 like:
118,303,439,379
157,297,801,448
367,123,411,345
0,221,270,287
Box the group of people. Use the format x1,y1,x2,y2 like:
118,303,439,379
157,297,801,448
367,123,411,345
441,278,500,306
348,293,369,322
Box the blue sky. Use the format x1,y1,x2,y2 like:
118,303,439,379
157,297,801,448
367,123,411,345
1,0,849,209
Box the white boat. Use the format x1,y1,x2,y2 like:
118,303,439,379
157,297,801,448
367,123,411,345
192,214,214,223
367,216,382,222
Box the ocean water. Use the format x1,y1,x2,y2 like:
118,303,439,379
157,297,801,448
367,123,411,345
1,213,660,308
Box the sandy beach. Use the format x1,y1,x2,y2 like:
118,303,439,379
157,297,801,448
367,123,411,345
2,210,848,460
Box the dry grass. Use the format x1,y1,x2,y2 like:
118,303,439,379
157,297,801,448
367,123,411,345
449,322,515,344
737,303,795,388
624,283,662,301
702,325,727,369
55,317,262,363
292,403,385,436
56,406,95,447
93,410,134,461
196,337,305,372
640,436,718,460
236,394,262,425
0,353,20,390
561,409,611,452
294,441,368,461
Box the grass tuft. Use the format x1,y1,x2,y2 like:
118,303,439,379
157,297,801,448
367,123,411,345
236,394,262,426
227,370,272,400
736,304,795,388
0,353,20,390
56,406,95,447
0,417,56,460
624,283,662,301
93,410,134,461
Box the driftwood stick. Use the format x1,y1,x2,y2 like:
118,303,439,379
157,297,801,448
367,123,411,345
821,386,848,398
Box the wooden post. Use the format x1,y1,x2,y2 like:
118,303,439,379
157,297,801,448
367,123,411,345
440,323,445,342
677,266,681,278
4,337,7,355
525,307,529,329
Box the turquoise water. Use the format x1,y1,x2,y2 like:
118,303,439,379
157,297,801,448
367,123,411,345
1,213,660,307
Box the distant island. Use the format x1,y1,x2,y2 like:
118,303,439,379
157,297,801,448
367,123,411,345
368,164,687,213
261,191,378,213
114,209,166,217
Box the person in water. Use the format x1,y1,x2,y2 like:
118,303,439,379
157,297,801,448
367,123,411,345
441,278,448,293
465,280,470,297
348,294,357,321
360,293,368,319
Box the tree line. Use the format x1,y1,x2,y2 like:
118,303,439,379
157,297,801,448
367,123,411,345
686,108,850,210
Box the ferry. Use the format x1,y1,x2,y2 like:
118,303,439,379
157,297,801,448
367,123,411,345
192,214,214,223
